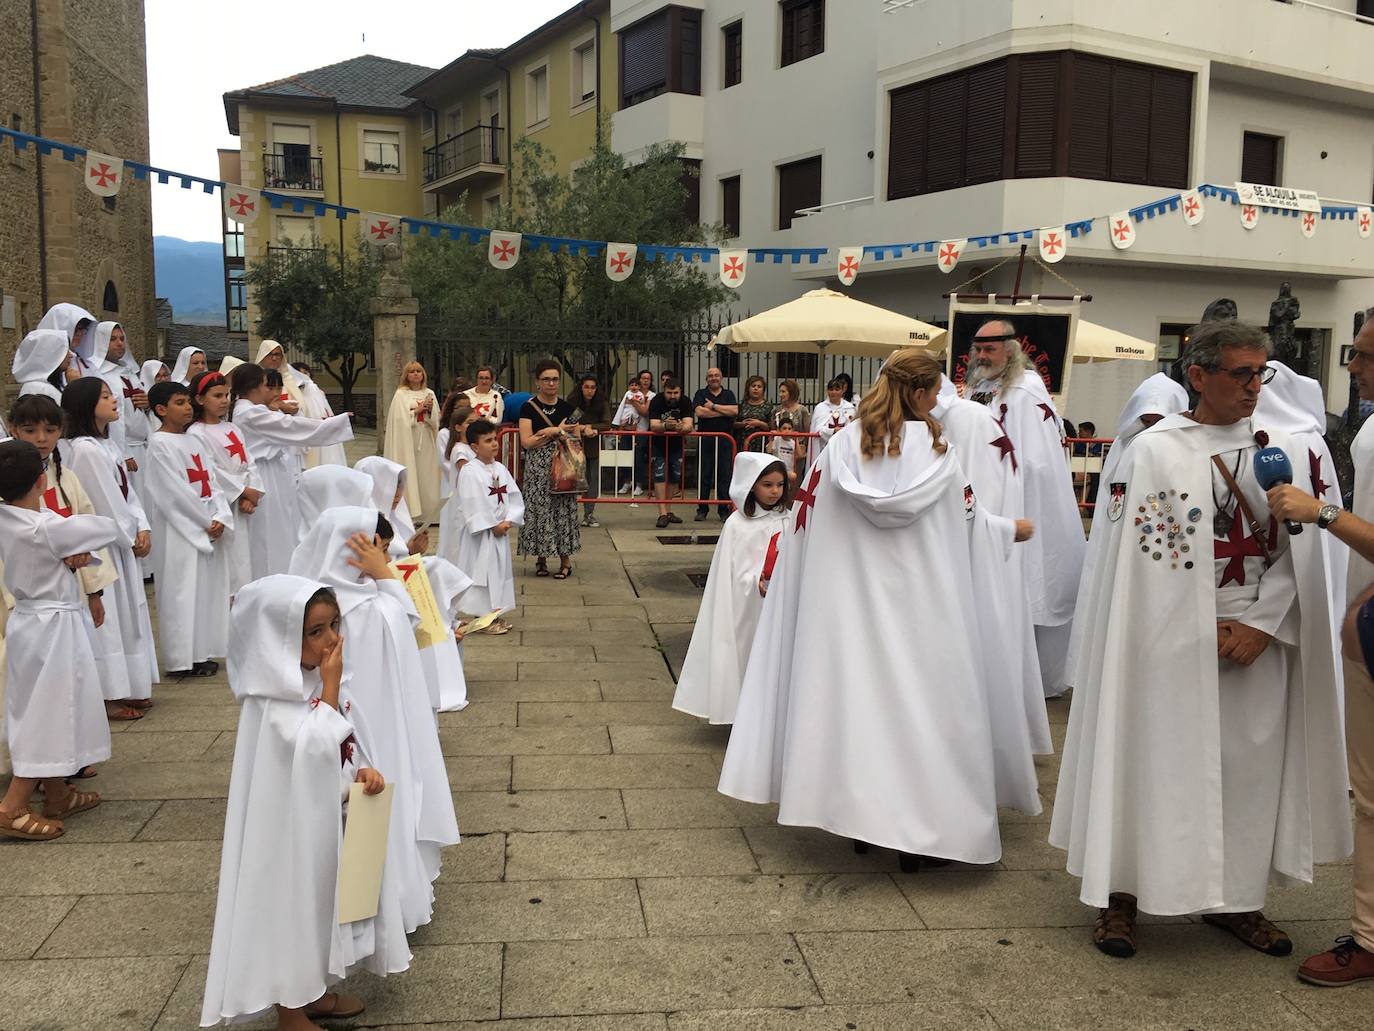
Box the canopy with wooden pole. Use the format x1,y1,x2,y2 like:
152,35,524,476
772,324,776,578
712,288,948,358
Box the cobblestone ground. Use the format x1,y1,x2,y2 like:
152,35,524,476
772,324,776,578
0,435,1366,1029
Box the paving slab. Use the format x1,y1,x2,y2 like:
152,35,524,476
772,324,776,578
123,706,243,732
414,878,645,944
520,701,698,727
440,726,611,756
609,724,731,755
437,701,519,728
986,992,1319,1031
0,955,188,1031
102,729,220,761
41,799,162,843
520,661,673,683
374,1016,668,1031
506,828,759,880
449,755,515,792
437,832,507,883
0,895,77,959
598,678,677,701
514,754,720,790
744,825,992,876
2,840,220,895
470,680,605,703
135,799,228,841
96,759,231,800
666,1002,1000,1031
622,789,779,830
37,890,216,957
459,789,626,833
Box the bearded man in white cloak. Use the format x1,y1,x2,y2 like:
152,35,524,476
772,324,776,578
1051,320,1351,960
964,319,1085,696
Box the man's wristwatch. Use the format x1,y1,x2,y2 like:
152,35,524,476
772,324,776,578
1317,503,1342,530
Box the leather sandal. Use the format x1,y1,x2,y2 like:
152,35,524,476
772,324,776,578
1094,892,1138,958
1201,911,1293,956
0,806,64,841
303,992,365,1019
43,788,100,821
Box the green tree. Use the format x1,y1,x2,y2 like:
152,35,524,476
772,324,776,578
242,244,381,411
405,128,736,386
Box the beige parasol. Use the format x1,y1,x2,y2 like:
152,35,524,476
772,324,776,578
712,288,948,358
1072,320,1157,363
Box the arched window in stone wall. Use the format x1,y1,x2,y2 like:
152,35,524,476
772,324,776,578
103,280,119,313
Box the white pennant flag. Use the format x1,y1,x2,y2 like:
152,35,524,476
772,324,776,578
1181,189,1204,226
362,212,401,247
836,246,863,287
1359,206,1372,240
1240,204,1259,230
84,151,123,198
1038,226,1067,264
605,243,637,282
1300,211,1317,239
222,185,261,224
718,248,747,288
488,230,521,269
1108,213,1136,250
936,239,966,274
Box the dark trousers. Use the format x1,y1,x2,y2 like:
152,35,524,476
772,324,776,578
697,435,733,516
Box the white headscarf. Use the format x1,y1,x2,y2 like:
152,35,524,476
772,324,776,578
729,451,786,515
255,339,304,404
298,466,374,525
12,328,71,385
1256,362,1327,438
354,456,416,540
226,574,330,703
37,303,96,360
140,359,169,393
1113,373,1191,439
171,346,206,385
220,355,244,377
288,505,382,617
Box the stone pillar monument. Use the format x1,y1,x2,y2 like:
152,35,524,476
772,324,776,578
370,241,418,454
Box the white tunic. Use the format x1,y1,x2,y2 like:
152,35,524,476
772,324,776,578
188,421,266,597
0,506,116,777
420,556,472,713
383,388,441,523
809,399,857,450
455,459,525,615
145,432,233,671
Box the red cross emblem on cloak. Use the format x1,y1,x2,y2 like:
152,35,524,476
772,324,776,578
340,734,356,767
1184,196,1201,219
187,453,211,498
1112,219,1132,242
224,430,247,464
992,405,1019,473
1309,449,1331,499
42,487,72,518
1213,507,1274,588
227,193,255,217
369,219,396,242
417,408,427,423
1041,232,1063,256
492,239,516,263
609,250,633,274
793,467,822,534
89,162,118,188
722,256,744,281
938,242,960,269
838,256,859,278
828,414,845,432
473,402,491,417
120,377,137,400
762,531,781,581
488,482,508,505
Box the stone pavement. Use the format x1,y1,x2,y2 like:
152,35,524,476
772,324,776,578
1,465,1368,1029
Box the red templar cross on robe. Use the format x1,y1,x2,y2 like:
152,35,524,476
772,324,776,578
793,467,822,534
187,453,211,499
42,487,72,518
120,377,138,400
224,431,247,464
488,482,508,505
1213,507,1272,589
828,415,845,432
1037,403,1055,423
1309,449,1331,499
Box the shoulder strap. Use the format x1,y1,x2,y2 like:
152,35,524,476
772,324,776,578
1212,454,1273,564
530,402,556,429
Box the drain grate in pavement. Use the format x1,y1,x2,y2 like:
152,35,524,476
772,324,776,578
686,572,710,589
656,535,720,545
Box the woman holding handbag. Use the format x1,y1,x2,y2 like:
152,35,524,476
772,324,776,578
518,360,594,580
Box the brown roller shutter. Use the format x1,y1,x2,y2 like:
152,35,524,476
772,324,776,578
1109,63,1151,184
778,156,822,230
926,75,968,192
964,61,1007,184
1014,54,1060,178
620,11,668,106
1242,132,1281,186
887,82,929,200
1147,69,1192,188
1067,55,1111,179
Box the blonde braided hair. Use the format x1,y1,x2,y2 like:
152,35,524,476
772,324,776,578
856,349,947,459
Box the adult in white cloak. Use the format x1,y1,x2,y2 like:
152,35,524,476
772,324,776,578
719,350,1025,870
1051,321,1350,959
90,322,151,488
298,465,373,525
170,346,209,386
383,361,441,524
964,319,1086,696
200,574,410,1028
289,507,459,931
673,452,791,725
13,328,76,401
292,362,349,467
37,302,96,371
255,339,304,408
455,445,525,617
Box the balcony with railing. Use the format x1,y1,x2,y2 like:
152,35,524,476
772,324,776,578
423,125,505,189
263,151,324,192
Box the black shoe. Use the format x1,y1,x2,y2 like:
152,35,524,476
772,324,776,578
695,508,708,521
667,512,683,524
193,660,219,676
656,515,671,529
852,839,870,854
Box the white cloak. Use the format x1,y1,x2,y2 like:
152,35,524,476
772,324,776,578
0,507,116,777
12,328,71,398
455,459,525,616
201,574,412,1027
718,421,1009,862
383,388,441,523
91,322,150,477
437,442,475,567
188,422,267,597
673,452,791,725
1050,415,1352,913
231,399,354,578
146,432,233,671
421,556,473,713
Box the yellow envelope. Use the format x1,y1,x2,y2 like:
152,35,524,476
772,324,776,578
337,782,394,924
388,554,449,650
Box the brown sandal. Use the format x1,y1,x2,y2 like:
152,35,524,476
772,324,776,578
0,806,64,841
104,702,143,721
1201,911,1293,956
1093,892,1138,958
43,788,101,820
122,699,154,711
303,992,365,1019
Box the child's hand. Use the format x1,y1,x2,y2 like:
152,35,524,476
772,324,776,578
126,458,139,473
356,768,386,795
345,532,394,580
758,577,769,598
243,487,264,505
454,621,468,643
207,521,225,541
406,529,430,555
88,594,105,628
64,552,92,570
1014,519,1035,542
133,531,152,558
492,520,512,537
320,634,344,697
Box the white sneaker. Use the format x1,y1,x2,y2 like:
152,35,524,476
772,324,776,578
632,486,645,497
617,483,633,496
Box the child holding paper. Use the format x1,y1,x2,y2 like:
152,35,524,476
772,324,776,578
455,419,523,629
200,574,409,1029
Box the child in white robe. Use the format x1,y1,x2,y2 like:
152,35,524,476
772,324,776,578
146,381,233,677
355,455,428,559
0,439,116,840
455,420,524,628
289,507,459,932
810,378,858,451
200,574,409,1029
188,370,265,597
673,454,792,725
298,465,373,525
56,381,160,712
437,406,479,566
229,362,354,578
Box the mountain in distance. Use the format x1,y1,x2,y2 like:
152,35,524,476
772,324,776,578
154,236,226,325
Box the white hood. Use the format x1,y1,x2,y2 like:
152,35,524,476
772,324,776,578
170,346,205,385
140,359,168,392
226,574,330,703
37,303,96,358
12,328,70,383
1256,362,1326,438
729,451,786,513
288,505,382,617
1114,373,1190,438
829,422,961,529
298,466,373,525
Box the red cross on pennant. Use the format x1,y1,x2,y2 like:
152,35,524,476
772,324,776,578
1041,232,1063,255
838,256,859,277
224,430,247,464
722,256,744,281
1362,213,1372,233
1213,507,1272,588
1309,449,1331,499
369,219,396,241
1184,196,1200,219
609,250,633,274
1302,212,1316,231
227,193,255,217
1112,219,1132,242
1242,205,1258,224
488,482,508,505
792,467,822,534
492,239,516,263
42,487,72,518
938,243,960,268
89,162,118,188
186,453,211,499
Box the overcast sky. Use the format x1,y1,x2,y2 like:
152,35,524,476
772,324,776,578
145,0,575,242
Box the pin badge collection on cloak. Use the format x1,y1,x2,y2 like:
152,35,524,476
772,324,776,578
1133,488,1198,570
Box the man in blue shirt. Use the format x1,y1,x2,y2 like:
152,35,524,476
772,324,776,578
692,367,739,521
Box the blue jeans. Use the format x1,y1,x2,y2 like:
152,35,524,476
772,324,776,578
652,436,684,485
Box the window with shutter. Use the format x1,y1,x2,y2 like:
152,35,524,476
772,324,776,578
620,11,669,107
1014,54,1060,178
1147,69,1191,188
676,9,702,96
1108,63,1151,184
1242,132,1282,186
925,76,967,193
964,61,1007,184
1358,0,1374,19
887,82,929,200
1067,55,1111,180
723,21,743,88
721,175,741,237
777,156,822,230
781,0,824,68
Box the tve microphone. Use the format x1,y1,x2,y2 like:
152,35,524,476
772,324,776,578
1253,447,1303,536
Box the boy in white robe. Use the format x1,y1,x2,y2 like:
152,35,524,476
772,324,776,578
1052,322,1351,959
0,440,116,840
455,420,524,624
809,379,857,451
201,574,409,1029
146,381,233,677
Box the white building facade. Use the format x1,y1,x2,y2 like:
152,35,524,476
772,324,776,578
611,0,1374,427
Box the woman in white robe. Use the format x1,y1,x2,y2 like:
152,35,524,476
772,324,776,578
289,507,459,931
254,340,305,408
13,328,76,401
673,453,791,725
200,574,410,1028
383,361,441,525
170,346,208,386
229,362,353,578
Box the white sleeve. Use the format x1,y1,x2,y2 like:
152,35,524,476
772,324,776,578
238,404,354,448
66,440,143,545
